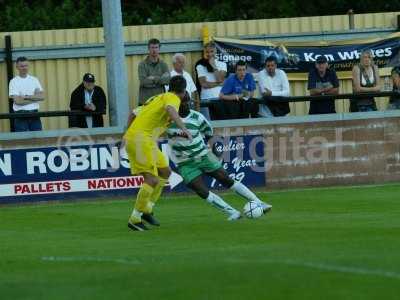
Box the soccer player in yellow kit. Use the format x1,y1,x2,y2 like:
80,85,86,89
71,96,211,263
124,75,191,231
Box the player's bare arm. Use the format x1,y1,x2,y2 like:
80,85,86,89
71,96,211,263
166,105,192,141
23,88,45,101
11,95,35,105
126,111,136,128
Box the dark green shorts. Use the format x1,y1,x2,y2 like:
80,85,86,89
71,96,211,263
178,153,222,184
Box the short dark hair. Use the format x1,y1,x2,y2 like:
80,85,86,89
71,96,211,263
182,91,190,103
392,66,400,75
265,56,277,64
204,42,216,49
148,38,160,47
16,56,28,63
316,55,328,64
235,60,247,70
169,75,187,94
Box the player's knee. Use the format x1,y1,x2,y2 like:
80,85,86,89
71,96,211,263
187,182,208,199
214,170,234,187
143,173,159,187
220,177,234,188
158,167,171,179
197,190,209,199
150,176,160,186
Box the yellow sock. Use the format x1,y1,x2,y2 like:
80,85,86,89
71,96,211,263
130,183,154,223
129,209,142,224
151,178,167,206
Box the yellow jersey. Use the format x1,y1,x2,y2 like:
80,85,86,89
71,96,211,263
124,92,180,139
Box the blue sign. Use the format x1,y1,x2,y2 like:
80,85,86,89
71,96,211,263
214,34,400,74
0,135,265,204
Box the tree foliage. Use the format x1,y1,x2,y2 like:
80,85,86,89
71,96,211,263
0,0,399,32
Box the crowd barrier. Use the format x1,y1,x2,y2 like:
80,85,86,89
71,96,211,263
0,110,105,120
0,92,397,122
200,91,399,107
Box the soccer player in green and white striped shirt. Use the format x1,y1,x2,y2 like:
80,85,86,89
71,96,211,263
166,93,272,220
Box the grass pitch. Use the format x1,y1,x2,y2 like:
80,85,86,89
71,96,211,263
0,184,399,300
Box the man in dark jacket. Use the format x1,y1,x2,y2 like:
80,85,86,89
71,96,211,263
69,73,107,128
307,56,339,115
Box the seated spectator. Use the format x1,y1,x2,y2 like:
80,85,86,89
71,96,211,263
388,66,400,110
350,49,380,112
219,60,258,119
166,53,198,109
138,38,170,104
307,56,339,115
195,42,227,120
69,73,107,128
257,56,290,117
9,56,44,132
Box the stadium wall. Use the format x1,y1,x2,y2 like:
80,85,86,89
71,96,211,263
213,111,400,188
0,12,399,132
1,111,400,201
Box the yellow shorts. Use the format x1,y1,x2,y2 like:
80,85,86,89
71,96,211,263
125,135,168,176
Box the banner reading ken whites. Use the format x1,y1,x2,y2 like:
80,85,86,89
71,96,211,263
0,135,265,204
213,33,400,79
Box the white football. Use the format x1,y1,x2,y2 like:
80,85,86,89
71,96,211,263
243,201,264,219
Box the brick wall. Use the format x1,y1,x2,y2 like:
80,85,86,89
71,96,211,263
3,115,400,190
214,116,400,189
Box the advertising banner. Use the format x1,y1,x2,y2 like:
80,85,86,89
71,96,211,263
0,135,265,203
214,33,400,79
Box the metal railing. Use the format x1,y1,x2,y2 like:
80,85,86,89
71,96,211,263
199,91,399,107
0,110,105,120
0,92,397,120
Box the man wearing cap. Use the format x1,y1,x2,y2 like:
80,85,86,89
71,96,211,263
307,56,339,115
69,73,107,128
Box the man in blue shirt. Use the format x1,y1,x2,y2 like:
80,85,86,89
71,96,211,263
219,60,258,119
307,56,339,114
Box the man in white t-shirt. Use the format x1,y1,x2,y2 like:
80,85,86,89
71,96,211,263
166,53,198,109
195,42,227,120
8,57,44,131
257,56,290,117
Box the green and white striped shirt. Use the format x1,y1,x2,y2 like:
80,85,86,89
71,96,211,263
166,110,213,165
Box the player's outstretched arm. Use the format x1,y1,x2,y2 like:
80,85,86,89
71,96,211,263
126,112,136,128
166,105,192,140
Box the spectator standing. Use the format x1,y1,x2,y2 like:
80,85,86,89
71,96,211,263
307,56,339,115
219,60,258,119
195,42,227,120
257,56,290,117
138,38,170,104
8,56,44,132
351,49,380,112
387,66,400,110
69,73,107,128
167,53,198,109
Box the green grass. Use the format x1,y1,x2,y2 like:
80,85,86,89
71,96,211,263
1,184,400,300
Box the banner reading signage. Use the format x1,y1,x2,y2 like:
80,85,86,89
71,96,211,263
0,135,265,203
214,33,400,79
